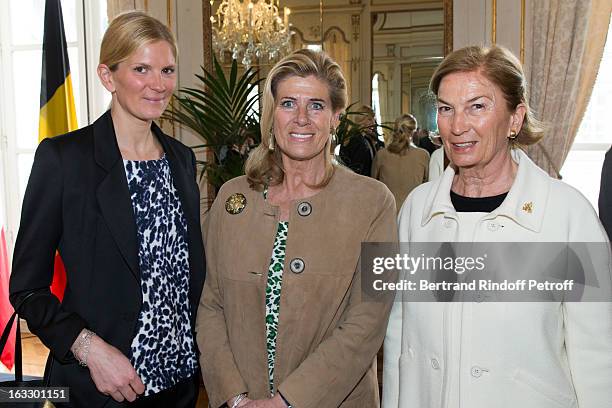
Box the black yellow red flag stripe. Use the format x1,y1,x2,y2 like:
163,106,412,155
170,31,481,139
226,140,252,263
39,0,77,141
39,0,78,300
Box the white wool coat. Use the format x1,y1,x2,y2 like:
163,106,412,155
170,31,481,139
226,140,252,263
383,149,612,408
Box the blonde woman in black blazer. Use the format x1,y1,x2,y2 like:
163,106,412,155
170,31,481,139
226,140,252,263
9,12,205,407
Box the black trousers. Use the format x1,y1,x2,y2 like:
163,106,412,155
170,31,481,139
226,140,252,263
54,372,200,408
130,375,200,408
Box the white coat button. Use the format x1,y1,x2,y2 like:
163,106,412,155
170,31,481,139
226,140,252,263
471,366,488,378
431,358,440,369
289,258,305,274
297,202,312,217
444,219,453,228
487,221,499,231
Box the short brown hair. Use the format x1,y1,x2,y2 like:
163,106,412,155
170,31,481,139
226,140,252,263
100,11,177,71
430,45,542,145
245,49,348,191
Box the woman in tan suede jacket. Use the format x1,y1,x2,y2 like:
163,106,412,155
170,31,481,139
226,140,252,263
196,49,398,408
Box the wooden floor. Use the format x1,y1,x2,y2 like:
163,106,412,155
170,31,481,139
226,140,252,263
0,328,209,407
0,323,48,377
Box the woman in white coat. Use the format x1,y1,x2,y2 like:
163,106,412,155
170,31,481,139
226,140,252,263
383,45,612,408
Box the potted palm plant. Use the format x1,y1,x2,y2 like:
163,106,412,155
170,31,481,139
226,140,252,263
163,57,264,190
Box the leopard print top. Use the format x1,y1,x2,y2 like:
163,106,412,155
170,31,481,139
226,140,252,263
123,155,197,396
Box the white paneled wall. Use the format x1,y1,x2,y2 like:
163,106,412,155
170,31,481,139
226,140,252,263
453,0,532,66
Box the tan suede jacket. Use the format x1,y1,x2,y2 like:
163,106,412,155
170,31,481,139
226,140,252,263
196,166,398,408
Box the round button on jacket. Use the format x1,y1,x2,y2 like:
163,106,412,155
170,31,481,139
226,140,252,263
289,258,305,274
471,366,483,378
431,358,440,370
487,221,500,231
297,202,312,216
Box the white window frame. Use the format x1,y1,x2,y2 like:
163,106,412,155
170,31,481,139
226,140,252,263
0,0,107,258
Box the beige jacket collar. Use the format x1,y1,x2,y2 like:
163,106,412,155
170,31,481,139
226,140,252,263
421,148,551,233
258,166,347,218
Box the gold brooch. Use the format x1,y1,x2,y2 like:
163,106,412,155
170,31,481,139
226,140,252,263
522,202,533,213
225,193,247,214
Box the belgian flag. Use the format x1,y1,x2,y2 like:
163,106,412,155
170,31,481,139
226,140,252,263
39,0,78,301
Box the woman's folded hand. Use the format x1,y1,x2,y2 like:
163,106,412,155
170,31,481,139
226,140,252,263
85,335,145,402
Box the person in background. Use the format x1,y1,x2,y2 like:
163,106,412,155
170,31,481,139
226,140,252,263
339,105,382,176
357,105,385,153
197,49,397,408
338,128,372,176
599,147,612,240
384,45,612,408
371,114,429,212
9,11,205,407
415,128,438,155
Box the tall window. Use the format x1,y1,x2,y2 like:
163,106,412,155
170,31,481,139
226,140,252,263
0,0,108,255
561,21,612,210
371,73,382,127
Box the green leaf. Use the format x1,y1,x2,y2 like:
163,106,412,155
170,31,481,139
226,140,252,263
164,56,264,189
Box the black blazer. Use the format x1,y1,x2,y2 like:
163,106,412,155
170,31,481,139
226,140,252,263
339,134,374,177
9,111,206,406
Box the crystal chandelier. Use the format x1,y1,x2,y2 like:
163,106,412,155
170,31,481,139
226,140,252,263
210,0,293,68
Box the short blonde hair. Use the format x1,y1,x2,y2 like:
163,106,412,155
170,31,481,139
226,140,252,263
100,11,177,71
387,114,417,155
245,49,348,191
430,45,542,145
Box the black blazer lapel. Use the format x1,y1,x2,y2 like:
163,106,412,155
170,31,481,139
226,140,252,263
154,124,206,322
93,111,141,280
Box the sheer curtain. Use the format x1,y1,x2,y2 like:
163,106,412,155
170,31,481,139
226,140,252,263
526,0,611,177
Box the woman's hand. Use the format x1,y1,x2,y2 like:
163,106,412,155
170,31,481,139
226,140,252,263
242,394,287,408
84,335,145,402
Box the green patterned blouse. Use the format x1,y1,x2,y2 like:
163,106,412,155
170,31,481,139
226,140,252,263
263,187,288,394
265,221,288,393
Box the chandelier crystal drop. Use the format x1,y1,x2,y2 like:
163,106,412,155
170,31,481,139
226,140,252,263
210,0,293,68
